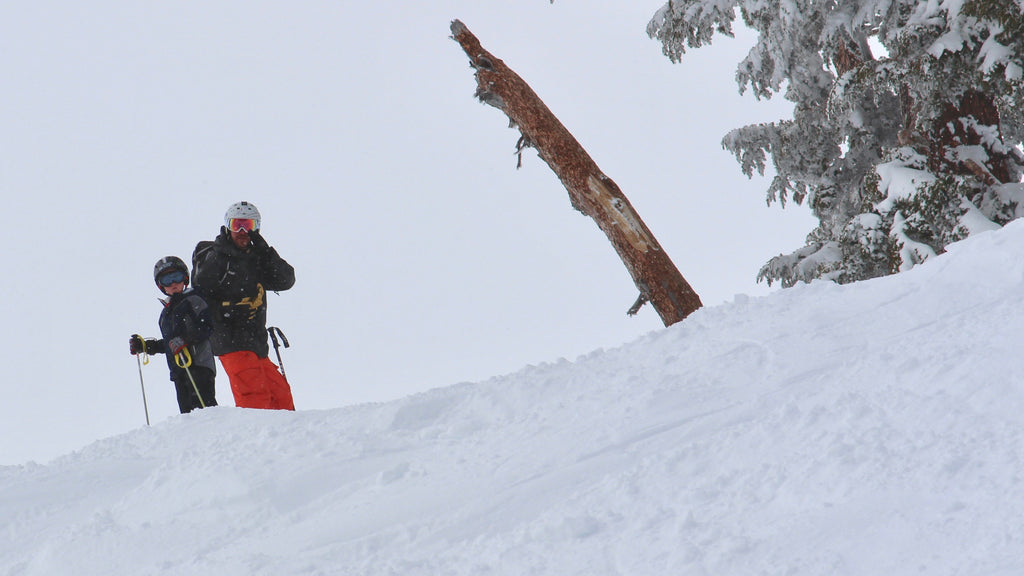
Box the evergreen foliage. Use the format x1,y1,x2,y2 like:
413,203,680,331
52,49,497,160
649,0,1024,286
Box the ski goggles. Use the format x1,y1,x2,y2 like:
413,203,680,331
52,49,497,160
157,270,188,287
227,218,259,233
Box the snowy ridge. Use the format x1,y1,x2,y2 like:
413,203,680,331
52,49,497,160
4,221,1024,575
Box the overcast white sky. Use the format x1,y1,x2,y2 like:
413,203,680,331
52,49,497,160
0,2,815,464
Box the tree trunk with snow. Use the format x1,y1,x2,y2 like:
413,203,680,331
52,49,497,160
450,20,702,326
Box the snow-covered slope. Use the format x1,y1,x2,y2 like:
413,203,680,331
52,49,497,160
4,221,1024,575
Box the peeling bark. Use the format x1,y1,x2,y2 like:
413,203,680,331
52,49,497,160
451,20,702,326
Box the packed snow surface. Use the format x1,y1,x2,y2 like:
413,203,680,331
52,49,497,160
4,221,1024,575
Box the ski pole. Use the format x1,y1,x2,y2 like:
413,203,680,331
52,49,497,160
268,326,290,380
135,353,151,426
174,348,206,409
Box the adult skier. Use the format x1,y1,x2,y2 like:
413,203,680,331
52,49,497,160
130,256,218,413
192,201,296,410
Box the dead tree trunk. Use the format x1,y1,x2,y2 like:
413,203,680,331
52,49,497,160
450,20,702,326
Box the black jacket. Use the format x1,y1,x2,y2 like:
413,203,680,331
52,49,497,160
153,288,217,381
192,228,295,357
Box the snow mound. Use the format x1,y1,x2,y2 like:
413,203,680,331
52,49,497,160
4,221,1024,575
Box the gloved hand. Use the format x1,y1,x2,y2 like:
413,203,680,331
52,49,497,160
129,334,146,355
248,229,270,253
168,337,187,355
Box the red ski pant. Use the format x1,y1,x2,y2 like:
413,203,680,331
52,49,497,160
218,351,295,411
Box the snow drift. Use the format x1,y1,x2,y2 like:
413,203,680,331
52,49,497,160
4,220,1024,575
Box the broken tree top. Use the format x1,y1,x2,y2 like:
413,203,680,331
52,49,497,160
450,19,702,326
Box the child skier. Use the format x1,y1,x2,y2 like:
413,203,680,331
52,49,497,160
129,256,218,413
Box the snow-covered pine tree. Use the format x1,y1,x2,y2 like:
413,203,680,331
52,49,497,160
648,0,1024,286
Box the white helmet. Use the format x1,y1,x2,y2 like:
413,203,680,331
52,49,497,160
224,201,261,230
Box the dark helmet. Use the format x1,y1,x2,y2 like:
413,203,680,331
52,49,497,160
153,256,189,290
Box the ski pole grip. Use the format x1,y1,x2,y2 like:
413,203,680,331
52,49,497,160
269,326,289,348
131,334,151,365
175,348,193,368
